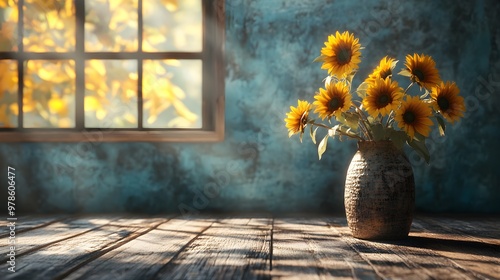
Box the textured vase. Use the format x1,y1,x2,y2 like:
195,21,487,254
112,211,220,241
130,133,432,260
344,140,415,240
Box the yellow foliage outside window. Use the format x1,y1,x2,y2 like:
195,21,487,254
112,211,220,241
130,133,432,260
0,0,202,129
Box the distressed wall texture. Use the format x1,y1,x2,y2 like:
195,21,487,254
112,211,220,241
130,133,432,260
1,0,499,214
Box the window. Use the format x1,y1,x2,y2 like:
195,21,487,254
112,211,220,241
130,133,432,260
0,0,224,142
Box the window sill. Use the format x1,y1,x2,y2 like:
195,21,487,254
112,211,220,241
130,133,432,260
0,127,224,143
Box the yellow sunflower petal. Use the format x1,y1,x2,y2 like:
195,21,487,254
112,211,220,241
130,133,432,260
362,78,403,118
365,56,397,84
284,100,311,137
313,81,352,120
430,81,465,123
395,95,433,139
404,53,441,91
319,31,362,78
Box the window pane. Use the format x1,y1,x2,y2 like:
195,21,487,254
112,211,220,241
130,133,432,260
0,60,18,127
143,59,201,128
143,0,202,52
0,1,18,51
23,60,75,128
85,59,138,128
23,0,75,52
85,0,138,52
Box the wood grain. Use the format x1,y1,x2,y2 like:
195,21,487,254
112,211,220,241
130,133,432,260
411,217,500,279
63,217,213,280
1,217,167,280
329,217,483,280
152,218,271,280
0,215,68,237
0,216,119,262
0,215,498,280
271,218,379,279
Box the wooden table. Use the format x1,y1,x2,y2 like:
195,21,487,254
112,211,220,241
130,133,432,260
0,215,498,279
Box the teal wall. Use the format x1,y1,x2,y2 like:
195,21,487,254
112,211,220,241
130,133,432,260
1,0,499,214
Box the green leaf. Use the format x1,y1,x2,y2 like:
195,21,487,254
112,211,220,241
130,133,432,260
318,134,329,160
313,55,326,63
413,132,426,142
310,126,319,144
387,128,409,150
407,138,430,163
370,123,386,141
345,70,357,85
420,89,430,99
436,115,446,136
390,60,399,70
323,76,331,86
356,81,370,99
398,69,411,77
328,125,340,137
338,112,359,131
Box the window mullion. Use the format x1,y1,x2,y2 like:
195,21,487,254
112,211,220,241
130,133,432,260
17,0,24,129
75,0,85,130
138,0,143,129
201,0,212,131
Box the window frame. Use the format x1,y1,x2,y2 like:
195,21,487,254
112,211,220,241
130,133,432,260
0,0,225,142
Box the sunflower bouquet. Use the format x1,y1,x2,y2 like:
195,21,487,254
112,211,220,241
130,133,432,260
284,31,466,162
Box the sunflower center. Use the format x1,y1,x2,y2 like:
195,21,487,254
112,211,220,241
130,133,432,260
437,96,450,111
413,69,425,82
336,47,352,65
380,69,391,79
376,93,391,108
403,111,416,124
328,97,343,112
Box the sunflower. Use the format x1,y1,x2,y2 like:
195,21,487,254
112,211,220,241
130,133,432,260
402,53,441,91
395,95,433,139
284,100,311,137
431,81,465,123
362,78,403,118
319,31,361,78
313,81,352,120
365,56,396,84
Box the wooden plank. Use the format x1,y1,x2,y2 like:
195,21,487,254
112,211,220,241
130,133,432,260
411,217,500,279
0,216,120,263
0,216,117,263
0,216,168,280
271,217,379,280
152,217,271,280
328,217,482,280
418,216,500,245
63,217,214,280
0,215,69,237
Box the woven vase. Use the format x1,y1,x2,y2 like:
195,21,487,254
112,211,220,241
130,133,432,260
344,140,415,240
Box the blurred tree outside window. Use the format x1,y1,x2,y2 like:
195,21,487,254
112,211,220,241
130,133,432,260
0,0,224,141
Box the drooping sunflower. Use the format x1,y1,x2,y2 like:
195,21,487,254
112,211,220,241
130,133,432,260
284,100,311,137
362,78,403,118
402,53,441,91
313,81,352,120
319,31,361,78
395,95,433,139
431,81,465,123
365,56,397,84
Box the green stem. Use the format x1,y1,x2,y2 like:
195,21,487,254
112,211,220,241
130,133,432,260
385,82,415,128
385,111,394,128
352,104,373,141
404,82,415,95
310,122,364,141
351,101,371,139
